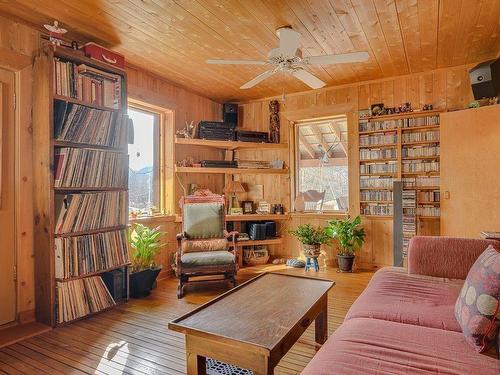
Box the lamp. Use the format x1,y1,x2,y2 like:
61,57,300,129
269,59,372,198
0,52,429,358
224,181,246,214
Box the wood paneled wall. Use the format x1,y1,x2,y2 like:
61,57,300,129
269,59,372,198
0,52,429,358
238,65,475,269
0,15,41,322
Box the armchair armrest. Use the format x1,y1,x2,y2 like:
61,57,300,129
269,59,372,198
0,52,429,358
225,230,239,243
407,236,498,279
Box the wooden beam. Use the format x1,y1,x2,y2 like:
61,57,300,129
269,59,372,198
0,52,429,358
299,158,348,168
329,122,347,156
299,133,316,158
310,126,333,157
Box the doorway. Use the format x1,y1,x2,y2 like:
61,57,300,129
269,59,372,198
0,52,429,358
0,67,16,326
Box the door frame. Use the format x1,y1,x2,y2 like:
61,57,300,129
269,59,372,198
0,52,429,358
0,47,35,325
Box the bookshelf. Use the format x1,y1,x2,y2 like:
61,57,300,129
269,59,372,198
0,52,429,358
358,110,442,222
33,46,130,326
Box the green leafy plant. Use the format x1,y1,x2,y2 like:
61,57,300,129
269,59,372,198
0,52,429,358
129,223,164,272
325,216,366,256
289,224,330,245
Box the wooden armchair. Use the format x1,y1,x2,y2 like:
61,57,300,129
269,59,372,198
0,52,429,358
174,192,238,298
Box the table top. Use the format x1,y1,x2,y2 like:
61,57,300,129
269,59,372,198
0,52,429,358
169,272,334,351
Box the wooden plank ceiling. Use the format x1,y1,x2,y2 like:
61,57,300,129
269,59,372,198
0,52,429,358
1,0,499,102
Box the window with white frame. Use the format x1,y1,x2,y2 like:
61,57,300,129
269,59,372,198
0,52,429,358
128,106,161,214
295,116,349,212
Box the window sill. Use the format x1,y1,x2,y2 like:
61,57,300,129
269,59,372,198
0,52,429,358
290,212,349,219
129,214,176,224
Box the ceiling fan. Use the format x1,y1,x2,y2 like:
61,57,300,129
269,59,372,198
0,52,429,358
206,26,369,90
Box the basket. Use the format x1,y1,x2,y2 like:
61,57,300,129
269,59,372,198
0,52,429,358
244,246,269,266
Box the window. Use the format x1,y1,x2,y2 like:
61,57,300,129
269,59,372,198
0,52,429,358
295,116,349,212
128,106,161,214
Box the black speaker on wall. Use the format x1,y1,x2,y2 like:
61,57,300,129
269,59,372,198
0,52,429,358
223,103,238,126
469,59,500,100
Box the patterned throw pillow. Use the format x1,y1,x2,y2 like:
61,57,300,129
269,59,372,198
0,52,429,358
454,245,500,352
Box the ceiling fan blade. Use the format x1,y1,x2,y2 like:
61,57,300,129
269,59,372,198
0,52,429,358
277,27,301,55
304,51,370,65
240,70,275,89
291,69,326,89
206,59,267,65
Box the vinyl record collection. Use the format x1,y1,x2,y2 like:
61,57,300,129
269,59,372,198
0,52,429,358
55,191,128,234
54,100,128,147
55,229,129,279
54,148,128,188
54,58,122,109
56,276,116,324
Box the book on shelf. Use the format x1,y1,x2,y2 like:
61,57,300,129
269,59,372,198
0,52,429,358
54,100,128,147
360,162,398,174
360,148,397,160
360,190,393,201
359,132,397,146
361,203,393,216
418,206,440,217
56,276,116,324
402,160,440,173
402,145,440,157
360,176,394,189
359,115,440,132
402,176,440,189
54,148,128,188
53,58,122,109
402,130,439,143
55,229,129,279
55,191,128,234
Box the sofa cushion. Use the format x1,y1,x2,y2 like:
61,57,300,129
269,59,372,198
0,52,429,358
302,318,500,375
183,202,224,239
181,238,228,253
455,245,500,352
181,251,234,267
345,267,463,332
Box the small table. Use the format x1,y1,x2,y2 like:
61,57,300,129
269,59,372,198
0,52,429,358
169,272,335,375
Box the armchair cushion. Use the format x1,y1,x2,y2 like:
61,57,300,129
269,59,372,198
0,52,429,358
183,202,224,239
181,238,228,253
181,251,235,267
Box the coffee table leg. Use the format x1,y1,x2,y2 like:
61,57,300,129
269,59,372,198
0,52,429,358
315,295,328,346
187,351,206,375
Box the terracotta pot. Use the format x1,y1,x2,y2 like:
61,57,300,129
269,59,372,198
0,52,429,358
337,255,355,272
302,243,321,258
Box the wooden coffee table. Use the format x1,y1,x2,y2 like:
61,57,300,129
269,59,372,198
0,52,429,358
169,272,335,375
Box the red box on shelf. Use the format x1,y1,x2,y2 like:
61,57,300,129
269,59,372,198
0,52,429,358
81,42,125,69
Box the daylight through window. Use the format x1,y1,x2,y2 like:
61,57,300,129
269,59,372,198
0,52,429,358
128,107,160,214
295,116,349,212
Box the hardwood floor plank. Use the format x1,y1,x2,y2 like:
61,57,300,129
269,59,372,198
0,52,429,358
0,265,374,374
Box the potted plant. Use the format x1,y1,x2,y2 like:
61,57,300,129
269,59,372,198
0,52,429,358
289,224,330,258
129,223,164,298
325,216,366,272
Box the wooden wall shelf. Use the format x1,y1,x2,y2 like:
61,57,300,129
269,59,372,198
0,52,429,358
175,137,288,150
359,109,444,121
175,166,288,175
231,237,283,247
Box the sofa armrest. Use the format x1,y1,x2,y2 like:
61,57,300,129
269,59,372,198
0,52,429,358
407,236,499,279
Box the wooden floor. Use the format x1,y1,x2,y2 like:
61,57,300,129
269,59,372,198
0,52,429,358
0,265,374,374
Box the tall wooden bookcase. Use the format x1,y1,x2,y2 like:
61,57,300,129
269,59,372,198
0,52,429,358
358,110,442,258
33,46,130,326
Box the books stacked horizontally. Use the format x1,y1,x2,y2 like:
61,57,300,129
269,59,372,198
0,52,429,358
237,160,271,169
55,229,129,279
54,148,128,188
54,101,128,147
56,276,116,323
53,59,122,109
55,192,128,234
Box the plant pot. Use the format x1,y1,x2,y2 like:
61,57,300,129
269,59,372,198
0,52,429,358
302,243,321,258
337,255,355,272
130,267,162,298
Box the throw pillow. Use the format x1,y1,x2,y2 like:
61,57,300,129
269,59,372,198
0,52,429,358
454,245,500,352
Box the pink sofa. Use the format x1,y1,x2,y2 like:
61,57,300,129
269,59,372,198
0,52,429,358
302,236,500,375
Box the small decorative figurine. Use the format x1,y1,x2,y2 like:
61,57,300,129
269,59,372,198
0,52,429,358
175,121,195,139
43,21,67,46
269,100,280,143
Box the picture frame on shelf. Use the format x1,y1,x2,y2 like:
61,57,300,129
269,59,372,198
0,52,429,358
230,207,243,215
256,201,271,214
242,201,254,214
